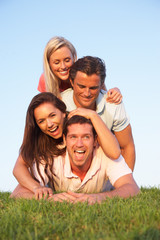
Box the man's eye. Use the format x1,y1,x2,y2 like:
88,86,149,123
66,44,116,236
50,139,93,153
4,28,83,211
90,87,99,90
84,136,90,139
50,114,55,117
70,136,76,139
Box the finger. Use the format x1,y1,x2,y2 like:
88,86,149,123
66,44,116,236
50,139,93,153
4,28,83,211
48,188,53,197
39,191,44,200
106,94,122,103
61,192,76,199
74,198,88,203
68,192,85,198
68,109,78,117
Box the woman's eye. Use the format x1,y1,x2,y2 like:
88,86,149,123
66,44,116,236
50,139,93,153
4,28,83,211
38,120,44,124
65,58,71,62
54,61,59,65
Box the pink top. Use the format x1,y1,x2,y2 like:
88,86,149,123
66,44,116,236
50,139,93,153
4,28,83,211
37,73,71,93
37,74,46,92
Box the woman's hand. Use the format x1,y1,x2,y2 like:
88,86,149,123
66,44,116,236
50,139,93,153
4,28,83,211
106,87,122,104
33,186,53,200
68,108,96,120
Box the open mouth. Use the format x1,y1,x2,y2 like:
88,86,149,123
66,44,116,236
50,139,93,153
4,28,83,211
49,126,59,133
74,150,85,154
74,150,86,161
58,68,69,74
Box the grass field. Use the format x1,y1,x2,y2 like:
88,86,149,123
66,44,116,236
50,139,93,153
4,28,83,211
0,187,160,240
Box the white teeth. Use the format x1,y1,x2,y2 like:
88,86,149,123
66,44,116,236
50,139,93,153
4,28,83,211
50,126,58,132
75,150,85,153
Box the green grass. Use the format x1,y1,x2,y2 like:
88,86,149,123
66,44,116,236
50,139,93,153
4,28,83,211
0,187,160,240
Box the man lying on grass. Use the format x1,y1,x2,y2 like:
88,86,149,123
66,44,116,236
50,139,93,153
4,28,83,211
11,115,139,204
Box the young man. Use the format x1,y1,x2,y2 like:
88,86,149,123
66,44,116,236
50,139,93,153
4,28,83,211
11,116,139,204
61,56,135,171
34,115,139,204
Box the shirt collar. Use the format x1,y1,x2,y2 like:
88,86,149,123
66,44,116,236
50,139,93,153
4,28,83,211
64,147,101,183
96,90,106,114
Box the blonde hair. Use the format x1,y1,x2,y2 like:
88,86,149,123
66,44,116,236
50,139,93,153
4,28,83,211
43,36,77,97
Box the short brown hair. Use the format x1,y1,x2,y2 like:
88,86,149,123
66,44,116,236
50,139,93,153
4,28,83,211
69,56,106,85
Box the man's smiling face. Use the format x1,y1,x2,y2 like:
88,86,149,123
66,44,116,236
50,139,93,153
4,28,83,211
70,71,102,110
64,123,97,172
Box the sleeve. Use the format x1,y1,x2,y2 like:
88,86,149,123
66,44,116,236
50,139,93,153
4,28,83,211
112,102,130,132
106,155,132,186
37,73,46,92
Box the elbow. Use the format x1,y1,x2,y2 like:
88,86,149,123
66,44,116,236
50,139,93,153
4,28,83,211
12,168,16,177
133,185,140,196
111,148,121,160
13,166,18,179
128,183,140,197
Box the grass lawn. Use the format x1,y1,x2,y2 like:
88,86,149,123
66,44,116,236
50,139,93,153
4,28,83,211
0,187,160,240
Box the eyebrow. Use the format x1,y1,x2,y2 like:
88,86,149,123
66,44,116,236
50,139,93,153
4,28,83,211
36,111,56,122
77,83,100,89
67,133,92,137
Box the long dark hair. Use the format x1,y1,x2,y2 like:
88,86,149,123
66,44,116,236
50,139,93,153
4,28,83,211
20,92,66,186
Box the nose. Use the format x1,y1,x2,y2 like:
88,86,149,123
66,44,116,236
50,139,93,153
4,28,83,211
47,118,53,128
60,61,66,69
76,137,83,147
84,88,91,97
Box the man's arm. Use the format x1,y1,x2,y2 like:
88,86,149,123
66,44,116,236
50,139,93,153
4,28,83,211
67,173,140,204
114,124,135,171
104,173,139,198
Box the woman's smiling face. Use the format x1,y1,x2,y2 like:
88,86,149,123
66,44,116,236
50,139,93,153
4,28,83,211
49,46,74,81
34,102,65,139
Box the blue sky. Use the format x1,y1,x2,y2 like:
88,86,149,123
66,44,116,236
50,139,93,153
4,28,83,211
0,0,159,192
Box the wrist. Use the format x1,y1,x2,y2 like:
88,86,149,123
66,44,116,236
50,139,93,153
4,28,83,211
32,185,41,192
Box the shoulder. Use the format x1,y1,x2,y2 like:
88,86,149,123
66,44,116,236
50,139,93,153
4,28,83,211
61,88,77,111
61,88,73,98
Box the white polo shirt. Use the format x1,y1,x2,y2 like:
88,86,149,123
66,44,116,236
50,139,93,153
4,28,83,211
61,88,130,132
33,146,132,193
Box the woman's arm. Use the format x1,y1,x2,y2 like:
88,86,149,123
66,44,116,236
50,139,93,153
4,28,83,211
68,108,121,159
12,154,53,199
102,84,122,104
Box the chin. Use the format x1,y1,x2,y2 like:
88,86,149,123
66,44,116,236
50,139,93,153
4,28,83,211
59,75,69,81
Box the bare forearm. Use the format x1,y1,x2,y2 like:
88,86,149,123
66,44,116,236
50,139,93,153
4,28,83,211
10,184,35,199
114,125,136,171
13,165,41,193
90,112,121,159
104,183,140,199
121,143,136,171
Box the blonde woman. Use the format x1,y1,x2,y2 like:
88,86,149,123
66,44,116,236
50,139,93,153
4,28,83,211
38,36,122,103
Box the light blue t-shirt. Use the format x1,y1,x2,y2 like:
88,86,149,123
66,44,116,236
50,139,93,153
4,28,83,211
61,88,130,132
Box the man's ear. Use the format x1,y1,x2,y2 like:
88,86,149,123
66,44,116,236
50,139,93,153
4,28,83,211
63,134,66,147
94,135,98,147
70,78,74,87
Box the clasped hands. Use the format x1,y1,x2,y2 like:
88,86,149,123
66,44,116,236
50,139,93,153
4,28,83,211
33,187,106,205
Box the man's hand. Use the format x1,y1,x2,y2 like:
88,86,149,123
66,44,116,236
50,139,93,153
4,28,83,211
67,192,106,205
48,192,77,203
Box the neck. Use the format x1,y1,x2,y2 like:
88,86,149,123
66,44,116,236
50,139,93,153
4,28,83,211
59,80,71,91
70,158,92,182
73,95,96,111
